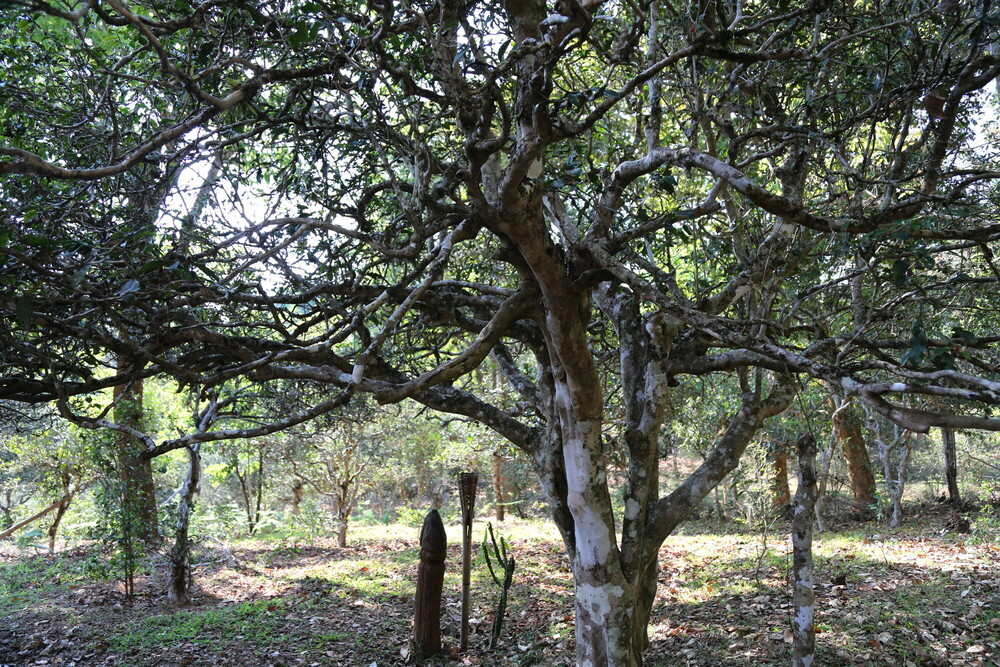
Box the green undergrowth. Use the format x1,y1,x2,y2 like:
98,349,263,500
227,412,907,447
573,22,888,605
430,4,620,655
109,599,295,654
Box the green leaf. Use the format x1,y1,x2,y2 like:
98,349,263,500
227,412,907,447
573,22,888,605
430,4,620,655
900,344,924,368
137,259,169,274
890,259,909,286
952,327,977,344
14,295,33,327
929,348,956,370
288,22,315,48
901,318,927,368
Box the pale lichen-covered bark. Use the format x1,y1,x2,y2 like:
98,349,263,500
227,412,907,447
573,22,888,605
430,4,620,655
168,444,201,605
792,434,818,667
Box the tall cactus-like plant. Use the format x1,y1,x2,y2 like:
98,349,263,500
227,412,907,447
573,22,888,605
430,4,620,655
482,521,516,650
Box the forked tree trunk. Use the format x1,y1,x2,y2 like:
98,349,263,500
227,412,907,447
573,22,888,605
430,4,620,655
47,474,75,552
236,447,265,535
942,426,961,504
168,444,201,605
868,411,912,528
523,289,799,666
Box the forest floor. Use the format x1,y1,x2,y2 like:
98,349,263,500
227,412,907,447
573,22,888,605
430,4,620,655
1,503,998,666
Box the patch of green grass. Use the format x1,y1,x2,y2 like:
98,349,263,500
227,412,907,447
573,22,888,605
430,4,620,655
293,556,416,601
0,552,96,612
110,599,291,653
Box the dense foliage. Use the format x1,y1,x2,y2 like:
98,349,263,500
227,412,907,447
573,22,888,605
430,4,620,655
3,0,1000,663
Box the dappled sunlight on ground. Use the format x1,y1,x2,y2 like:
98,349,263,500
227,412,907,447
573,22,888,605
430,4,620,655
1,512,998,665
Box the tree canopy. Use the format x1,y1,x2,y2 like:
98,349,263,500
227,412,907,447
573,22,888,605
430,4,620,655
3,0,1000,663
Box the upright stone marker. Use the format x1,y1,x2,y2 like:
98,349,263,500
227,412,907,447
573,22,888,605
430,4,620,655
412,509,446,660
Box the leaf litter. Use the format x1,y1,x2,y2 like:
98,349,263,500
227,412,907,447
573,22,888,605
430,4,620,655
0,516,997,666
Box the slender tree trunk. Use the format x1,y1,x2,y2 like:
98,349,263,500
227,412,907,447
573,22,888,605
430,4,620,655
168,444,201,605
254,448,265,529
814,431,836,533
115,369,158,543
771,451,791,510
833,404,876,515
870,413,912,528
942,426,961,504
0,489,14,530
47,475,74,552
0,493,75,540
492,451,505,522
236,448,265,535
792,434,818,667
336,481,352,548
889,438,911,528
291,480,304,515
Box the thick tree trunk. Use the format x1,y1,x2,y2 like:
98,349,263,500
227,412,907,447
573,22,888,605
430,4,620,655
833,405,876,515
114,370,158,543
942,426,961,504
334,521,347,547
492,452,505,522
168,444,201,605
792,434,818,667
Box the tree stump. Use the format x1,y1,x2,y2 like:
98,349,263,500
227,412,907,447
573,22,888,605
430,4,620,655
412,509,447,660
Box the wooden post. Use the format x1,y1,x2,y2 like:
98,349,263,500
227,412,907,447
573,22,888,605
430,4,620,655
413,509,447,660
458,472,478,652
792,433,818,667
